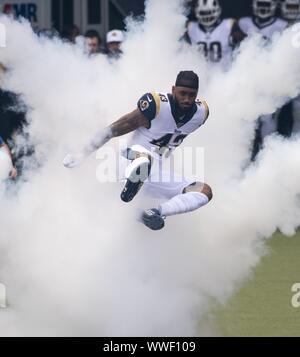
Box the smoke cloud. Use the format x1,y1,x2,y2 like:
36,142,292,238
0,0,300,336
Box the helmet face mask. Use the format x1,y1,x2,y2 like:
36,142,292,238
195,0,222,28
252,0,277,19
281,0,300,21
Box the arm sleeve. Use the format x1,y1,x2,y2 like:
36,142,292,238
137,92,160,122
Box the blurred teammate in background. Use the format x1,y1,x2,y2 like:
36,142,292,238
238,0,288,160
277,0,300,135
185,0,245,65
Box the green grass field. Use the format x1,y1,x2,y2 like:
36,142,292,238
216,232,300,336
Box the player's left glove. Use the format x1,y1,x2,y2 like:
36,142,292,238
62,153,84,169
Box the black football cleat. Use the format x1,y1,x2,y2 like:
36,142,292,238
141,208,165,231
121,157,151,203
121,180,145,203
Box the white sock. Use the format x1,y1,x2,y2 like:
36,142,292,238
159,192,209,217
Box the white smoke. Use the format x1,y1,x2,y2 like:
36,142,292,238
0,0,300,336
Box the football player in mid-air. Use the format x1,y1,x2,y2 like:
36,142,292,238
185,0,246,65
63,71,213,231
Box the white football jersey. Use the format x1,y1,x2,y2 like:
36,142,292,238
129,92,209,157
238,17,287,39
186,19,235,63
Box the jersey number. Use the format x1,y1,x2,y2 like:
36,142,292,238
197,41,222,62
151,133,187,151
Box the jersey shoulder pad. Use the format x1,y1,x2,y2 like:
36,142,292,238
137,92,161,121
237,17,252,34
276,18,288,28
186,21,198,37
238,17,250,25
187,20,197,31
196,99,209,122
223,18,235,29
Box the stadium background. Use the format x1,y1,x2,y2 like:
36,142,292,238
0,0,299,336
0,0,265,39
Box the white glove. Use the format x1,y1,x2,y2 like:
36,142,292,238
63,153,84,169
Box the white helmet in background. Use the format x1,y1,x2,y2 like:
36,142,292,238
281,0,300,22
252,0,277,19
0,149,12,181
195,0,222,28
